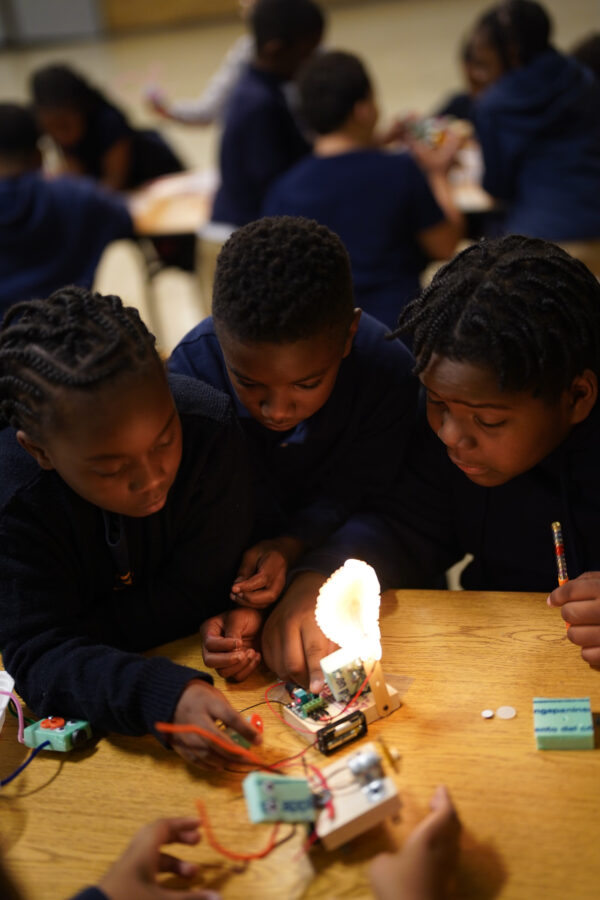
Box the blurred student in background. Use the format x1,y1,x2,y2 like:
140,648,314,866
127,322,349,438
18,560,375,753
0,103,131,318
468,0,600,240
211,0,324,228
264,51,462,330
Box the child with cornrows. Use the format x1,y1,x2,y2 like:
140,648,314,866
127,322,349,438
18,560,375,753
0,285,261,766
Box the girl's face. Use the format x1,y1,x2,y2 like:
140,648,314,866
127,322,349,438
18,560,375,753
420,355,589,487
465,27,506,94
20,366,182,517
37,106,86,148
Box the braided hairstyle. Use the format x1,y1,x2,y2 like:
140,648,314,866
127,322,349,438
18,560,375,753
0,285,159,437
212,216,355,343
476,0,552,70
394,235,600,400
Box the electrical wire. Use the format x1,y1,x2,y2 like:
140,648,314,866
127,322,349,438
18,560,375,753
1,741,50,787
1,691,25,743
7,699,35,726
196,799,282,861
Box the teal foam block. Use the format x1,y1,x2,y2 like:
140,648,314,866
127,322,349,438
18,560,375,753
243,772,316,823
533,697,595,750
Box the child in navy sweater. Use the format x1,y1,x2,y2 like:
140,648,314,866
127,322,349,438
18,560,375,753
211,0,324,227
264,51,462,329
0,103,132,317
169,216,418,689
469,0,600,240
381,236,600,670
0,286,260,766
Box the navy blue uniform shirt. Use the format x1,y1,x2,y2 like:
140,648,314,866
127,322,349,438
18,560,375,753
0,171,132,317
169,313,418,580
211,64,310,227
476,49,600,240
264,150,443,330
0,375,253,738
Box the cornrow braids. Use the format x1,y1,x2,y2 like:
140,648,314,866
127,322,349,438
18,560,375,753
212,216,355,343
393,236,600,400
0,285,159,435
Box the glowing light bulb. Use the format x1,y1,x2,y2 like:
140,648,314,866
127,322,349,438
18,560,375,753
315,559,382,661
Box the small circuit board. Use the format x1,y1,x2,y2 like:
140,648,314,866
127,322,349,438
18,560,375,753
280,681,400,753
24,717,92,752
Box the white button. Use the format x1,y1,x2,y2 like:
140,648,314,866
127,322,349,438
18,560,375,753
496,705,517,719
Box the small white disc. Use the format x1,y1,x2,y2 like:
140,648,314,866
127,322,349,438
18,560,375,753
496,705,517,719
481,709,494,719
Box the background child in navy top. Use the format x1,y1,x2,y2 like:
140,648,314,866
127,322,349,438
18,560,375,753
0,286,260,767
31,63,184,191
210,0,324,227
375,236,600,670
263,51,463,330
469,0,600,240
169,216,418,689
0,103,132,317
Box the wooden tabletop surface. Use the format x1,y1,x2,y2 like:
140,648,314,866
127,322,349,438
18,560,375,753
1,589,599,900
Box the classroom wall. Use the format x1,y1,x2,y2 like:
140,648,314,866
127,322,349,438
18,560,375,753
102,0,362,32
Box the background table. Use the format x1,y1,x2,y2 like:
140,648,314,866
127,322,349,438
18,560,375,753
1,590,599,899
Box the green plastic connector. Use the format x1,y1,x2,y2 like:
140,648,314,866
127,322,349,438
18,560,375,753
24,717,92,752
533,697,595,750
243,772,315,823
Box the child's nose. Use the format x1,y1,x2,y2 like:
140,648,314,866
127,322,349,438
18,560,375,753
261,391,292,421
437,413,475,450
129,460,164,493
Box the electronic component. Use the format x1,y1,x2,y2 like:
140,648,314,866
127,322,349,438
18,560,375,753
320,648,367,703
281,679,401,751
317,710,367,755
315,743,400,850
24,717,92,752
243,772,316,824
0,671,15,734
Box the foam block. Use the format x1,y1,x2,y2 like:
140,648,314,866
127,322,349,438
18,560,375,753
533,697,595,750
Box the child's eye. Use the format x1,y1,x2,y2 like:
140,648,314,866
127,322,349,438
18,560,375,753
426,395,446,407
236,378,257,389
474,416,506,429
295,380,321,391
154,435,173,451
95,468,125,479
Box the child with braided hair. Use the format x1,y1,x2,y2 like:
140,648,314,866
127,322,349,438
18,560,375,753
376,235,600,671
0,285,261,767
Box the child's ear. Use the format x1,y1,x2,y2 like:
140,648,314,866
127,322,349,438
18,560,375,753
342,308,362,357
566,369,598,425
16,430,55,470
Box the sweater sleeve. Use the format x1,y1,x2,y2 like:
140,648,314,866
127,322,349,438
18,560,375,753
0,416,253,739
68,889,107,900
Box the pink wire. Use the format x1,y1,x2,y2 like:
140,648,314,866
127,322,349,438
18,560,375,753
1,691,25,743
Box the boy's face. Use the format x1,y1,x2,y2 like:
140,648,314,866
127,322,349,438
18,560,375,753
466,27,506,94
421,355,588,487
18,365,182,517
218,316,359,432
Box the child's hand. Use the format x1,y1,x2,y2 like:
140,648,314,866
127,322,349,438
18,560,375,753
261,571,338,693
407,129,462,175
547,571,600,669
369,785,461,900
230,536,304,608
171,680,261,768
200,607,263,680
99,816,221,900
144,85,171,118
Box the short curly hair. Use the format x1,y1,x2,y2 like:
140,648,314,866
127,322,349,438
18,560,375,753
212,216,355,343
298,51,372,135
393,235,600,400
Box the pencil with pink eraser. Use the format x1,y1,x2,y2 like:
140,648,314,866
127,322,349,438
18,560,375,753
551,521,570,629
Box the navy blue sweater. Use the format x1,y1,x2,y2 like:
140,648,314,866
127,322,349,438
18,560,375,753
211,64,310,226
0,375,253,737
263,150,443,330
377,402,600,592
476,49,600,240
0,171,132,317
169,314,418,580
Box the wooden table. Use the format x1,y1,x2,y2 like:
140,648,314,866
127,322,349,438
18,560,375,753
128,169,217,236
2,590,599,900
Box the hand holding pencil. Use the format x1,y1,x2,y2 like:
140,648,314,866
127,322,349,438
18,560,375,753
547,571,600,671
